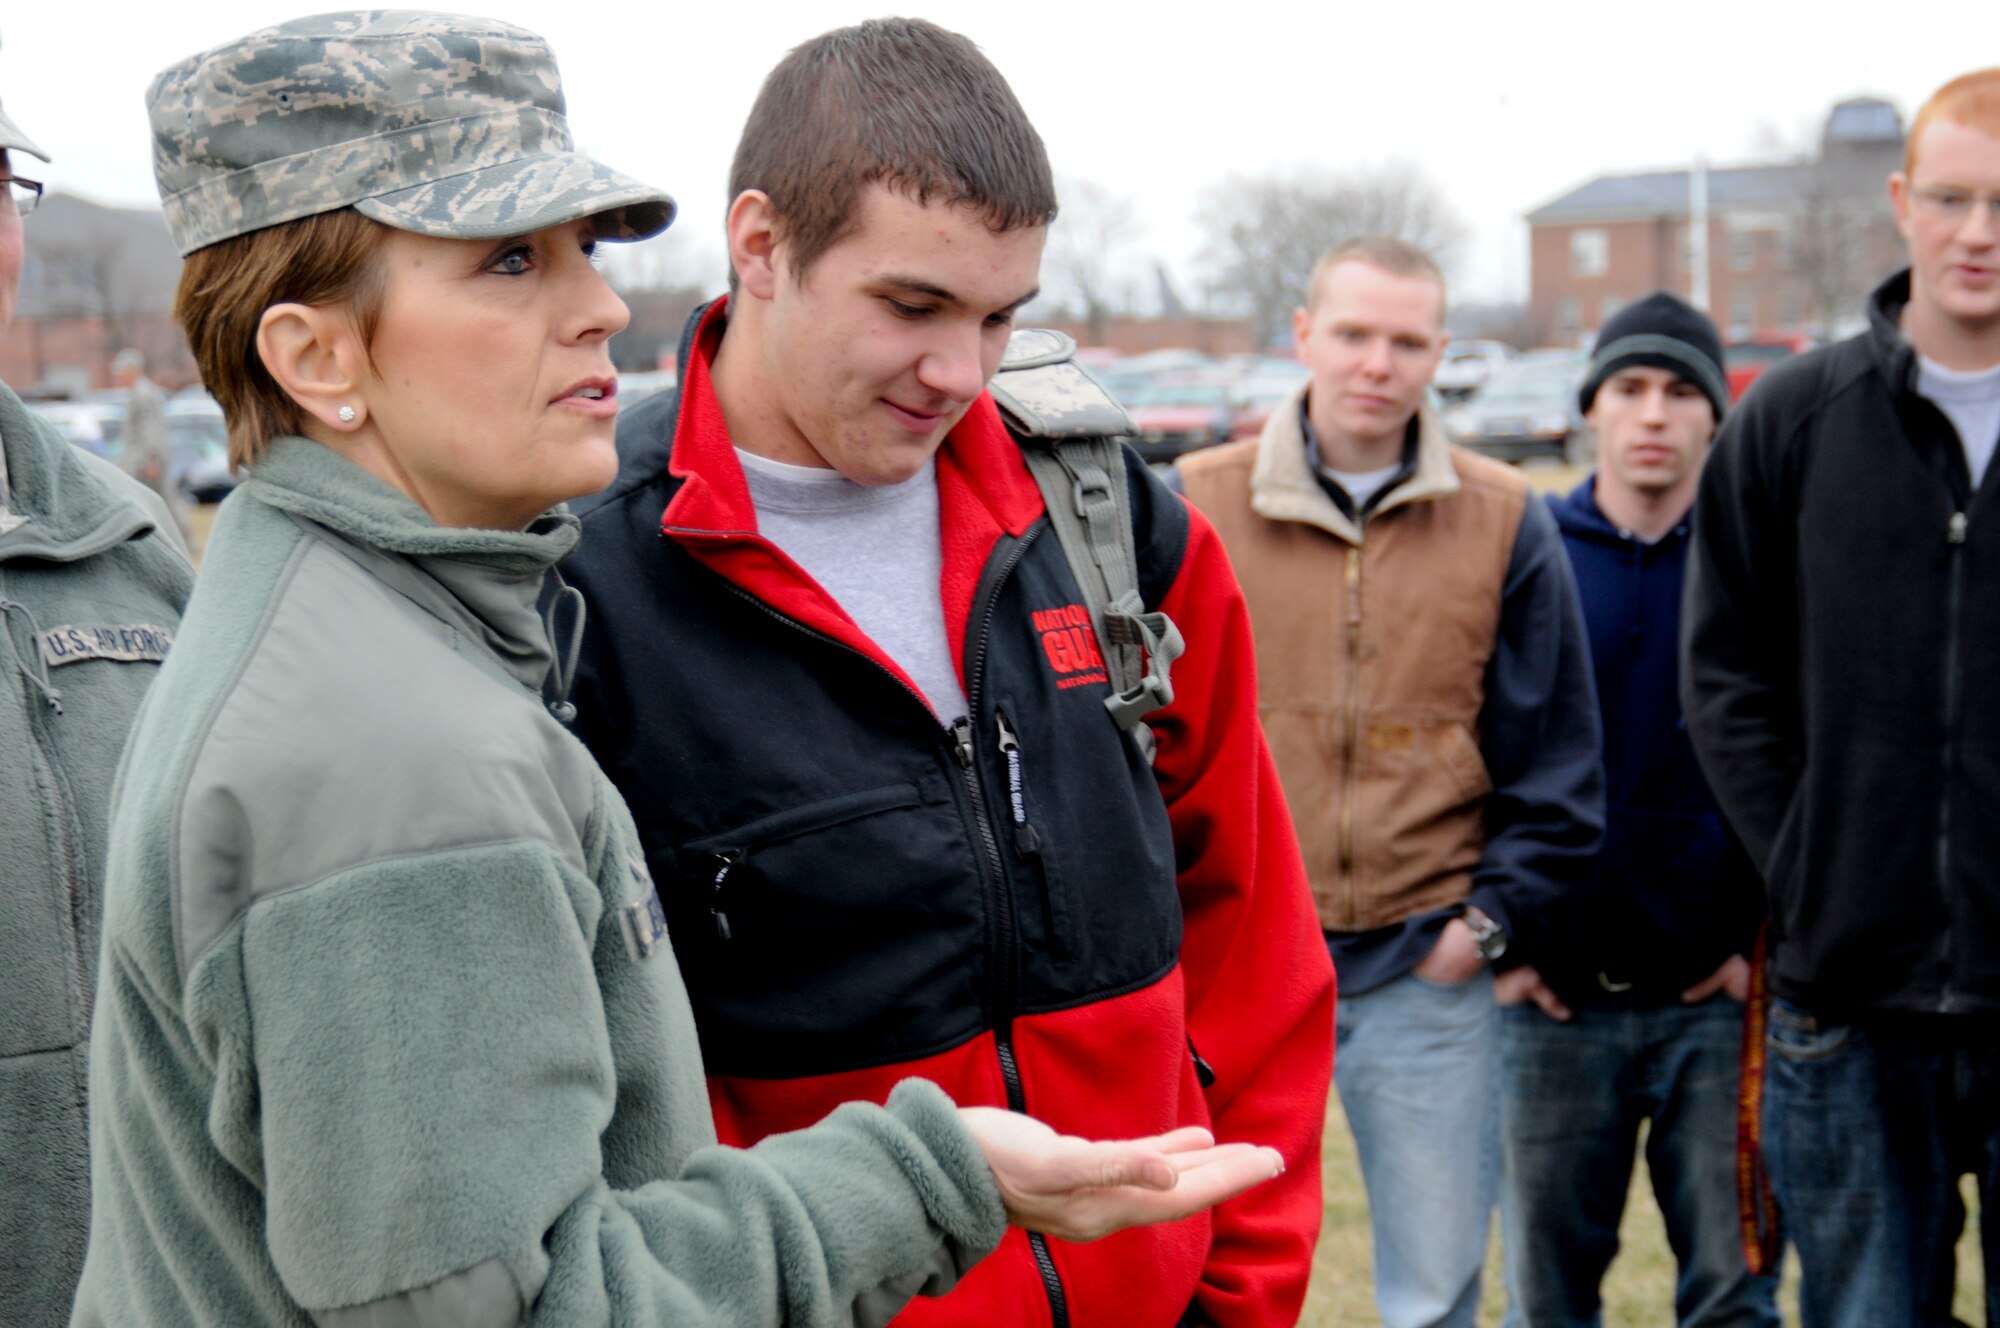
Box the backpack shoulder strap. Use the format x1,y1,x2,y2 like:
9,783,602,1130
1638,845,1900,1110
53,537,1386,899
988,329,1186,762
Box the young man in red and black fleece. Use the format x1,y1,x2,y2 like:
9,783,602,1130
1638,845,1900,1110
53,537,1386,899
560,18,1334,1328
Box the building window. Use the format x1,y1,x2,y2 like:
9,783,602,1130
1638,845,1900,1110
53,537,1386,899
1729,289,1754,337
1571,229,1609,278
1773,219,1795,269
1601,295,1624,325
1730,229,1757,273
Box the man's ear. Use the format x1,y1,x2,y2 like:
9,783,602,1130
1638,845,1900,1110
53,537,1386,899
1888,170,1914,243
727,190,782,301
255,302,367,432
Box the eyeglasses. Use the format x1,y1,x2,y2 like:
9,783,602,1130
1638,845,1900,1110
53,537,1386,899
1911,186,2000,226
0,175,42,218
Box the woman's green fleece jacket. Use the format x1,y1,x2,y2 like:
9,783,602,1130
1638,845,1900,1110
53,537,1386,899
2,384,192,1328
69,438,1004,1327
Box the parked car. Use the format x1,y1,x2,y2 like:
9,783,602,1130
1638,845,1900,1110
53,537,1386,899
165,394,237,504
1228,366,1308,440
1097,349,1216,407
1445,360,1588,465
28,401,126,459
1725,336,1811,402
1433,340,1516,403
1124,378,1235,464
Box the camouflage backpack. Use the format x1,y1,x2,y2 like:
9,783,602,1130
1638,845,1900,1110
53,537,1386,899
988,329,1185,763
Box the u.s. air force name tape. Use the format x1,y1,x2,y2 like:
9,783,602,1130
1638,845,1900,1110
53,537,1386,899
39,624,176,668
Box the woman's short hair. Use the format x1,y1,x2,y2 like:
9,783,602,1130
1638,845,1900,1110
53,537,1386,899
174,208,387,470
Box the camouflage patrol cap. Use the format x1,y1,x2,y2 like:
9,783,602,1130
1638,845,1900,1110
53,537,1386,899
147,10,674,256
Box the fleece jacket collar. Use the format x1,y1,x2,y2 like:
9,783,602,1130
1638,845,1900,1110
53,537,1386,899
656,296,1047,694
1248,377,1459,545
0,383,157,563
240,436,580,694
1864,269,1923,398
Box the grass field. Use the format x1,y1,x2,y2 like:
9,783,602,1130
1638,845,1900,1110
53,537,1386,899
1301,1083,1985,1325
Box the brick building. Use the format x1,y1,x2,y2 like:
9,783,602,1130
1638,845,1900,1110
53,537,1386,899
1525,98,1907,347
0,192,193,395
1037,314,1259,358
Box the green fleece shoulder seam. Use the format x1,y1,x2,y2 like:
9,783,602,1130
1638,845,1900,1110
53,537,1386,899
209,836,593,970
170,533,315,987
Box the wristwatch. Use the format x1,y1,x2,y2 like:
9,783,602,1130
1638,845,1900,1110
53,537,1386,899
1462,906,1508,963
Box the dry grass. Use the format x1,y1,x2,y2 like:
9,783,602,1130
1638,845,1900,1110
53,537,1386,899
1301,1095,1984,1326
188,502,217,566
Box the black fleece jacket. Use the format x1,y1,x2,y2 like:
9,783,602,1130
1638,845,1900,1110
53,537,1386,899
1684,269,2000,1020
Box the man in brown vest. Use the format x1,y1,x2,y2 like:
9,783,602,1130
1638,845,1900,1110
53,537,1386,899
1178,236,1603,1328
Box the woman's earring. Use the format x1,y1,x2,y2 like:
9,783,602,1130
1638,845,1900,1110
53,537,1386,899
337,405,357,424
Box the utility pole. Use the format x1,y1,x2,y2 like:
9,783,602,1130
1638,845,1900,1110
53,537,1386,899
1689,153,1711,312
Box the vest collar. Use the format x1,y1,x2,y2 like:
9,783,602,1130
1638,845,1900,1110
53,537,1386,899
1249,379,1459,543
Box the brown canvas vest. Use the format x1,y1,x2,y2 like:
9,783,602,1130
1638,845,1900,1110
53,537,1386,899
1181,427,1527,932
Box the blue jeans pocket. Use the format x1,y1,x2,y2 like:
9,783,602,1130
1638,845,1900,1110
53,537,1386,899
1767,998,1851,1062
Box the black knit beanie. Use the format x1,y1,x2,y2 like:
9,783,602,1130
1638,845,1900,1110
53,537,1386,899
1577,290,1728,421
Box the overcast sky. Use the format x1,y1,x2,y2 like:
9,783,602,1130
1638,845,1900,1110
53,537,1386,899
2,0,1985,305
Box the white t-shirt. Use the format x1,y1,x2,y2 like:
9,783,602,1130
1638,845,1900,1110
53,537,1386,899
1917,355,2000,489
736,448,969,724
1320,461,1404,513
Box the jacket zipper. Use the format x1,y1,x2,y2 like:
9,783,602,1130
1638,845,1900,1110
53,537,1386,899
29,717,91,1025
1938,509,1968,1012
959,528,1070,1328
995,707,1067,958
705,850,744,941
1339,542,1363,927
721,537,1072,1326
4,594,91,1026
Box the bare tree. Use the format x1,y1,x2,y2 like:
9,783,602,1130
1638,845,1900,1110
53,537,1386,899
1194,161,1466,348
1044,175,1144,343
19,195,192,384
32,227,138,350
600,225,727,296
1787,153,1897,337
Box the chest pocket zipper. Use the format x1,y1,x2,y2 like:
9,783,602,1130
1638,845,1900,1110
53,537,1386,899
996,707,1072,961
680,783,925,941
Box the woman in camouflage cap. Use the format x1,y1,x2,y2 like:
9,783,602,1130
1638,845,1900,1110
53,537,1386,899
71,13,1281,1327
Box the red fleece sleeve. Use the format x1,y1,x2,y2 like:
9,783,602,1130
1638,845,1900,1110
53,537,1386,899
1148,500,1336,1328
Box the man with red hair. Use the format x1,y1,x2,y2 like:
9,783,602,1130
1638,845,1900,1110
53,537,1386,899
1686,67,2000,1326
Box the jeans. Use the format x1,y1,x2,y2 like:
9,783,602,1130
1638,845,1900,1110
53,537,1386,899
1335,968,1499,1328
1763,999,2000,1328
1497,996,1779,1328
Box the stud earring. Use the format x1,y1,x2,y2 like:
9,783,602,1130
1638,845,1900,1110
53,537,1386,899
337,405,357,423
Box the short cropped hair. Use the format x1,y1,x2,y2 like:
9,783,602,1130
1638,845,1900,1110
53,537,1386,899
1907,68,2000,176
728,17,1057,282
1304,236,1447,317
174,209,388,470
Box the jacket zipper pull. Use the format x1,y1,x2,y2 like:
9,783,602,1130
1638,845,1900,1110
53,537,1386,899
709,850,743,941
1948,511,1968,545
995,710,1041,856
951,716,976,768
1188,1036,1218,1088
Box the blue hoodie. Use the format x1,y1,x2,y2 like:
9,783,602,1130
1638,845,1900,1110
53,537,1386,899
1542,477,1763,1003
